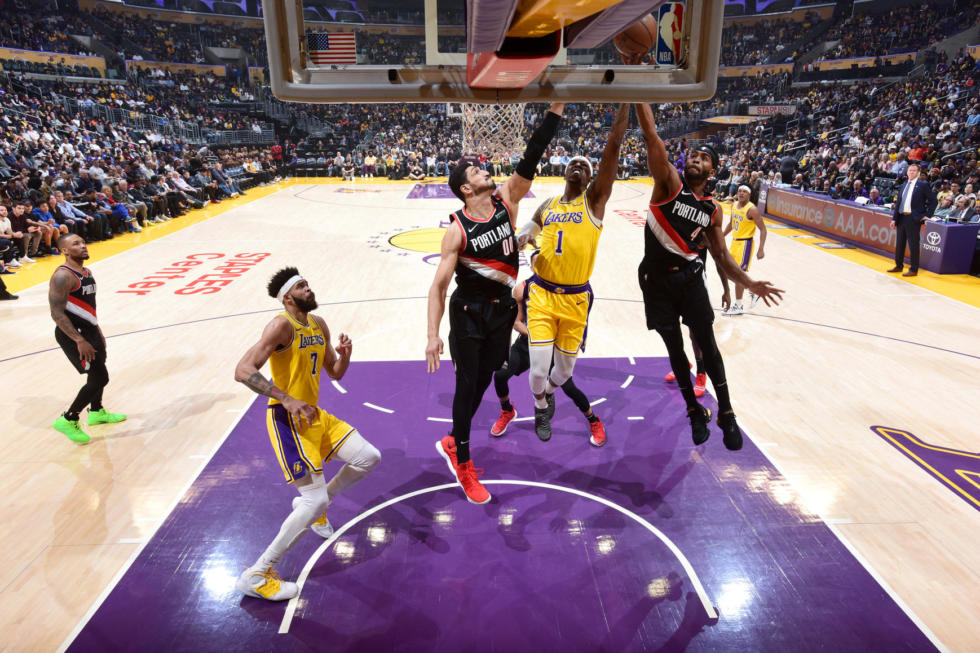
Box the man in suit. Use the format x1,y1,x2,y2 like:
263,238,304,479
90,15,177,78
888,164,937,277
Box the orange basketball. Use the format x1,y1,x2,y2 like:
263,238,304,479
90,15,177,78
613,14,657,57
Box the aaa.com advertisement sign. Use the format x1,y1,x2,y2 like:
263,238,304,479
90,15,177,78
762,187,897,253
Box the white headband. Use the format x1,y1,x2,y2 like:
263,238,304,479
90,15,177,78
276,275,305,302
568,156,593,177
738,185,751,193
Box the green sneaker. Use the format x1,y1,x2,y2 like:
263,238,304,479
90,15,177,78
53,416,91,444
88,408,127,425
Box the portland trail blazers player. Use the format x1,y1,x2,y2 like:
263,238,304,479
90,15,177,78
425,102,564,504
634,103,783,451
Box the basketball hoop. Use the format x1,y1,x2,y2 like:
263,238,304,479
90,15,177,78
460,103,527,158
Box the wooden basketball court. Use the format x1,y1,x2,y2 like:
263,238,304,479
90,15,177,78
1,179,977,651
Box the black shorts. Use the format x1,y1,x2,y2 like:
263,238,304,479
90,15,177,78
638,260,714,333
55,324,106,374
447,291,518,372
501,334,531,376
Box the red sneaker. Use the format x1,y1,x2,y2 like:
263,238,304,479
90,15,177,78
435,435,458,477
664,362,693,382
589,419,607,447
693,373,707,398
455,460,491,504
490,408,517,437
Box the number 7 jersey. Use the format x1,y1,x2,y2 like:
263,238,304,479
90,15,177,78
535,190,602,285
268,311,326,406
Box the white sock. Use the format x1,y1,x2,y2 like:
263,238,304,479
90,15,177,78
255,475,329,569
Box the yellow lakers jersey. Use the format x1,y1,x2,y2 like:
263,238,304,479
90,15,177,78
731,201,757,239
534,191,602,286
268,312,326,406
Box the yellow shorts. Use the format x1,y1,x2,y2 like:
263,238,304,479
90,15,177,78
266,404,356,484
526,283,591,356
729,237,754,272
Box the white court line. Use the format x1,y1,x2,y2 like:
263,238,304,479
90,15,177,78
590,397,606,406
332,380,347,394
628,356,635,365
749,430,948,653
513,416,534,422
278,480,717,633
363,402,393,414
57,398,255,653
426,417,452,423
620,375,634,389
115,538,143,545
627,416,644,421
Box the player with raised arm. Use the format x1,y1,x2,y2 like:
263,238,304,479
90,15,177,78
426,103,565,504
634,102,783,450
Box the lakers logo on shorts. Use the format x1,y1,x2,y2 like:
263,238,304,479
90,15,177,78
293,461,303,475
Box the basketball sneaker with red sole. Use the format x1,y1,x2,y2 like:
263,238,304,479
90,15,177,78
490,408,516,437
588,419,607,447
664,362,693,382
455,460,491,504
693,373,707,398
435,435,458,476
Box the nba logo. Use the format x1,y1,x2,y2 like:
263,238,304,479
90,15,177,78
656,2,684,66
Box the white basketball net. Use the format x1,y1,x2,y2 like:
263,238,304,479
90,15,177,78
460,103,527,158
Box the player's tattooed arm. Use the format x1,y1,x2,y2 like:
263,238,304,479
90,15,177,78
235,317,291,400
242,372,286,401
48,269,84,343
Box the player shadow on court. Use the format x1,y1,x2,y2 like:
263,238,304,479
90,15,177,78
597,586,717,653
282,576,442,651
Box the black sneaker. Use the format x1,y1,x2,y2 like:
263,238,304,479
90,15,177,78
717,411,743,451
0,291,18,300
688,405,711,445
534,406,552,442
545,392,555,419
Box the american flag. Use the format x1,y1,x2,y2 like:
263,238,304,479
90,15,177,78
307,32,357,65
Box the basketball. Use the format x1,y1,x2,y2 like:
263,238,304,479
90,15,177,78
613,14,657,57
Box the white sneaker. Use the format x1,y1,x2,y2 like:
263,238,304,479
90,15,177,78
8,259,21,268
728,302,744,316
20,256,34,264
236,566,298,601
749,292,760,309
292,496,334,538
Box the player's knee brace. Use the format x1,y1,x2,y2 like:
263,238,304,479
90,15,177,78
528,345,552,395
350,441,381,474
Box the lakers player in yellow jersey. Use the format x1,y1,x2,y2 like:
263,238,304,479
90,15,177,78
233,267,380,602
515,103,630,443
723,185,767,315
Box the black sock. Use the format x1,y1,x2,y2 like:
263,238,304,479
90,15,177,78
64,410,80,422
587,412,599,424
501,399,514,412
695,356,705,375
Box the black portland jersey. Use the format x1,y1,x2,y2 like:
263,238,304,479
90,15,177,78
449,194,518,298
642,177,718,272
60,265,98,327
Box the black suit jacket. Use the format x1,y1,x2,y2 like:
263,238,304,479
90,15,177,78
892,178,937,224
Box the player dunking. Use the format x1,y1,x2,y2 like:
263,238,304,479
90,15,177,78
723,185,767,315
490,249,606,444
234,267,380,601
516,103,629,443
49,233,126,444
426,103,565,505
635,103,783,449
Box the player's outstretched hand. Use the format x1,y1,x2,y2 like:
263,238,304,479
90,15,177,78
283,396,318,430
426,336,444,373
748,281,784,307
335,332,352,359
